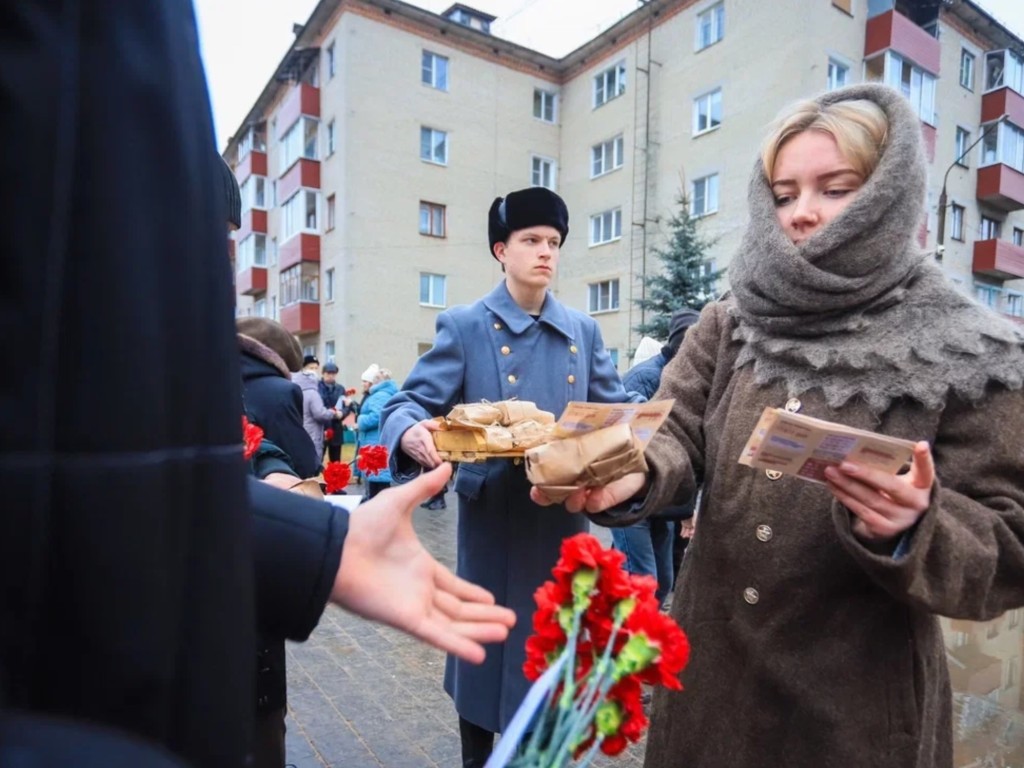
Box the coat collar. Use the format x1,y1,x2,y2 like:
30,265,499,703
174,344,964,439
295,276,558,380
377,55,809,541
482,281,574,340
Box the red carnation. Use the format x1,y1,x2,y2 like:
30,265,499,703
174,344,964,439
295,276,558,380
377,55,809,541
324,428,335,442
345,388,357,396
357,445,389,476
242,416,263,461
323,461,352,494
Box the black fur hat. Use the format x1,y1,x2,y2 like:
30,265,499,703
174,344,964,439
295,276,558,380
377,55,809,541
487,187,569,259
218,154,241,229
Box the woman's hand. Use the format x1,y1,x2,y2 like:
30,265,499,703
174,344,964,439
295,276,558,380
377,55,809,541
824,441,935,543
530,472,648,514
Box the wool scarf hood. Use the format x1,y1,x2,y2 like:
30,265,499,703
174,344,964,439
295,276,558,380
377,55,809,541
727,83,1024,414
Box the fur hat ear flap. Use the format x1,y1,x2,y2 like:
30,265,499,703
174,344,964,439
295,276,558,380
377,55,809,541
487,187,569,260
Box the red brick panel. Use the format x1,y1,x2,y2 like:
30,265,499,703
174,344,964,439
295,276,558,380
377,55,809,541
864,10,940,75
276,83,321,138
280,302,321,335
977,164,1024,212
237,266,268,296
278,158,321,202
981,87,1024,129
973,239,1024,280
235,150,268,184
236,209,268,242
278,233,321,271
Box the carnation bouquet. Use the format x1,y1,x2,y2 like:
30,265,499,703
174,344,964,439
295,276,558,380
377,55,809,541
486,534,689,767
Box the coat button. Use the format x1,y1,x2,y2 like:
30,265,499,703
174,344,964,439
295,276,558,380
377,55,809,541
765,469,783,481
743,587,760,605
508,374,517,384
785,398,801,413
570,345,578,354
501,346,511,355
756,524,773,542
494,322,503,330
567,375,576,384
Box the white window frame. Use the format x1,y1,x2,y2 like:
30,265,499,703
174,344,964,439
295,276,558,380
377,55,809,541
950,203,965,241
326,194,336,231
253,297,267,317
593,61,626,108
695,2,725,51
419,201,446,237
1007,292,1024,317
827,58,849,91
884,51,936,126
278,116,319,175
324,340,336,363
236,233,267,272
954,126,971,167
960,49,975,91
533,88,557,123
281,189,320,241
587,278,621,314
1014,226,1024,246
422,50,449,91
325,267,335,302
420,126,448,165
419,272,447,308
531,155,557,190
980,215,1002,240
981,120,1024,173
691,174,720,217
280,262,319,306
239,175,266,214
692,88,722,135
326,119,336,156
591,135,624,178
326,42,336,79
589,208,623,246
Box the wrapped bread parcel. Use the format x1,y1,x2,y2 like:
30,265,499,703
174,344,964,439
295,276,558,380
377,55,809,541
433,400,557,459
524,422,647,503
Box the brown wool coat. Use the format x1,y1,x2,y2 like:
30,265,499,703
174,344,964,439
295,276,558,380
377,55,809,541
593,301,1024,768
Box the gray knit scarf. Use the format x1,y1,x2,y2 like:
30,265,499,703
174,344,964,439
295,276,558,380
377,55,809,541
727,84,1024,414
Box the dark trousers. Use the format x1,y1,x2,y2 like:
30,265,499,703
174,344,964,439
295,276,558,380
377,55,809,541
459,717,494,768
366,480,390,499
326,444,341,463
251,707,286,768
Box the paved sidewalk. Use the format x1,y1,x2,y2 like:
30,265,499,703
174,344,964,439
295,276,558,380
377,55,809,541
283,485,646,767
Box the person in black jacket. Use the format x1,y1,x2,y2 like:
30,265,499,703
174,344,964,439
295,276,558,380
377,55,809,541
0,4,514,767
319,361,352,463
237,316,321,478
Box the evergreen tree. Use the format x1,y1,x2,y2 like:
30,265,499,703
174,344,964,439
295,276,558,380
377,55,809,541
634,192,724,340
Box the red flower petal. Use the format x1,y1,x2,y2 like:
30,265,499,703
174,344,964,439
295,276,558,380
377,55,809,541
323,461,352,494
356,445,389,476
242,416,264,461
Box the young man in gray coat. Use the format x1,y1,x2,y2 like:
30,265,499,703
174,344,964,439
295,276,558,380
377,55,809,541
381,187,641,767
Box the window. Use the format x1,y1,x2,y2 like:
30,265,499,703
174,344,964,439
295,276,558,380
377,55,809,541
982,121,1024,173
281,190,319,240
531,156,557,190
827,59,849,91
420,273,446,307
589,208,622,246
950,204,965,241
688,259,720,298
420,127,448,165
1007,293,1024,317
270,180,277,208
236,233,267,271
693,89,722,135
270,295,277,319
303,344,316,358
695,2,725,51
955,127,971,167
419,201,446,237
884,52,936,125
985,50,1024,93
591,135,624,178
422,51,449,91
975,282,1001,307
980,215,1001,240
588,279,620,313
326,120,336,156
269,237,277,267
278,116,319,174
324,340,335,363
1015,227,1023,246
239,175,266,213
325,268,335,302
326,194,336,231
593,61,626,108
253,298,267,317
534,89,557,123
326,42,336,79
691,174,720,217
960,49,975,91
237,126,266,159
280,262,319,306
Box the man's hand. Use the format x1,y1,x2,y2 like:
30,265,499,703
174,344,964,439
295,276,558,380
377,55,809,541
331,463,516,663
530,472,648,514
399,419,444,469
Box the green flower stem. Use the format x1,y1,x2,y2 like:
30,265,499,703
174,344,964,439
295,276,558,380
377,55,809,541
575,734,606,768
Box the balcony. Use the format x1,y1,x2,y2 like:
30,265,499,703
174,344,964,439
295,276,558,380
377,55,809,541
237,266,268,296
278,158,321,201
973,239,1024,280
864,9,940,76
236,208,268,242
277,82,320,138
977,163,1024,211
280,302,320,335
235,150,267,185
982,86,1024,132
279,233,320,271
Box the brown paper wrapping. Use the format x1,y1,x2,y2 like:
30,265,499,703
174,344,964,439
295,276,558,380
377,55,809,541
524,423,647,503
434,400,556,458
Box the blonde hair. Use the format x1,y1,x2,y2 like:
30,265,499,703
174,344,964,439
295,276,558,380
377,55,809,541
374,367,392,384
760,98,889,181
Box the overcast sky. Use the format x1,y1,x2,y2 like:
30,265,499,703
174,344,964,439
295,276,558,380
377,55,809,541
194,0,1024,150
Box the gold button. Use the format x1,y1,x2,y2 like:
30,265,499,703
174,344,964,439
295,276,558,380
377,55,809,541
784,398,801,413
567,374,576,384
501,345,511,355
570,345,578,354
743,587,760,605
756,525,773,543
494,322,503,330
765,469,783,481
507,374,517,384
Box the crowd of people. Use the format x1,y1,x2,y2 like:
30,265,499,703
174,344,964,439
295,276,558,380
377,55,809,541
4,5,1024,768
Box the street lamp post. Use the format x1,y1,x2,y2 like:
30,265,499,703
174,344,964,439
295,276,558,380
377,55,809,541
935,113,1007,261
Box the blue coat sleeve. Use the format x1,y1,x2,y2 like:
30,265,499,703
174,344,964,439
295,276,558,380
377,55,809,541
585,320,646,404
356,391,382,432
380,310,467,482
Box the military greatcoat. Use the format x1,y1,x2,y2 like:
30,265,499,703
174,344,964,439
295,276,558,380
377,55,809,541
381,280,641,733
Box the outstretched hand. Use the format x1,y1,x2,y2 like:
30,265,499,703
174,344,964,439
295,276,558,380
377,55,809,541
530,472,648,514
330,463,516,663
824,441,935,543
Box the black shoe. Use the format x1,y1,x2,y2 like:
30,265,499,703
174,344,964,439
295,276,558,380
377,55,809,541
422,497,447,510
